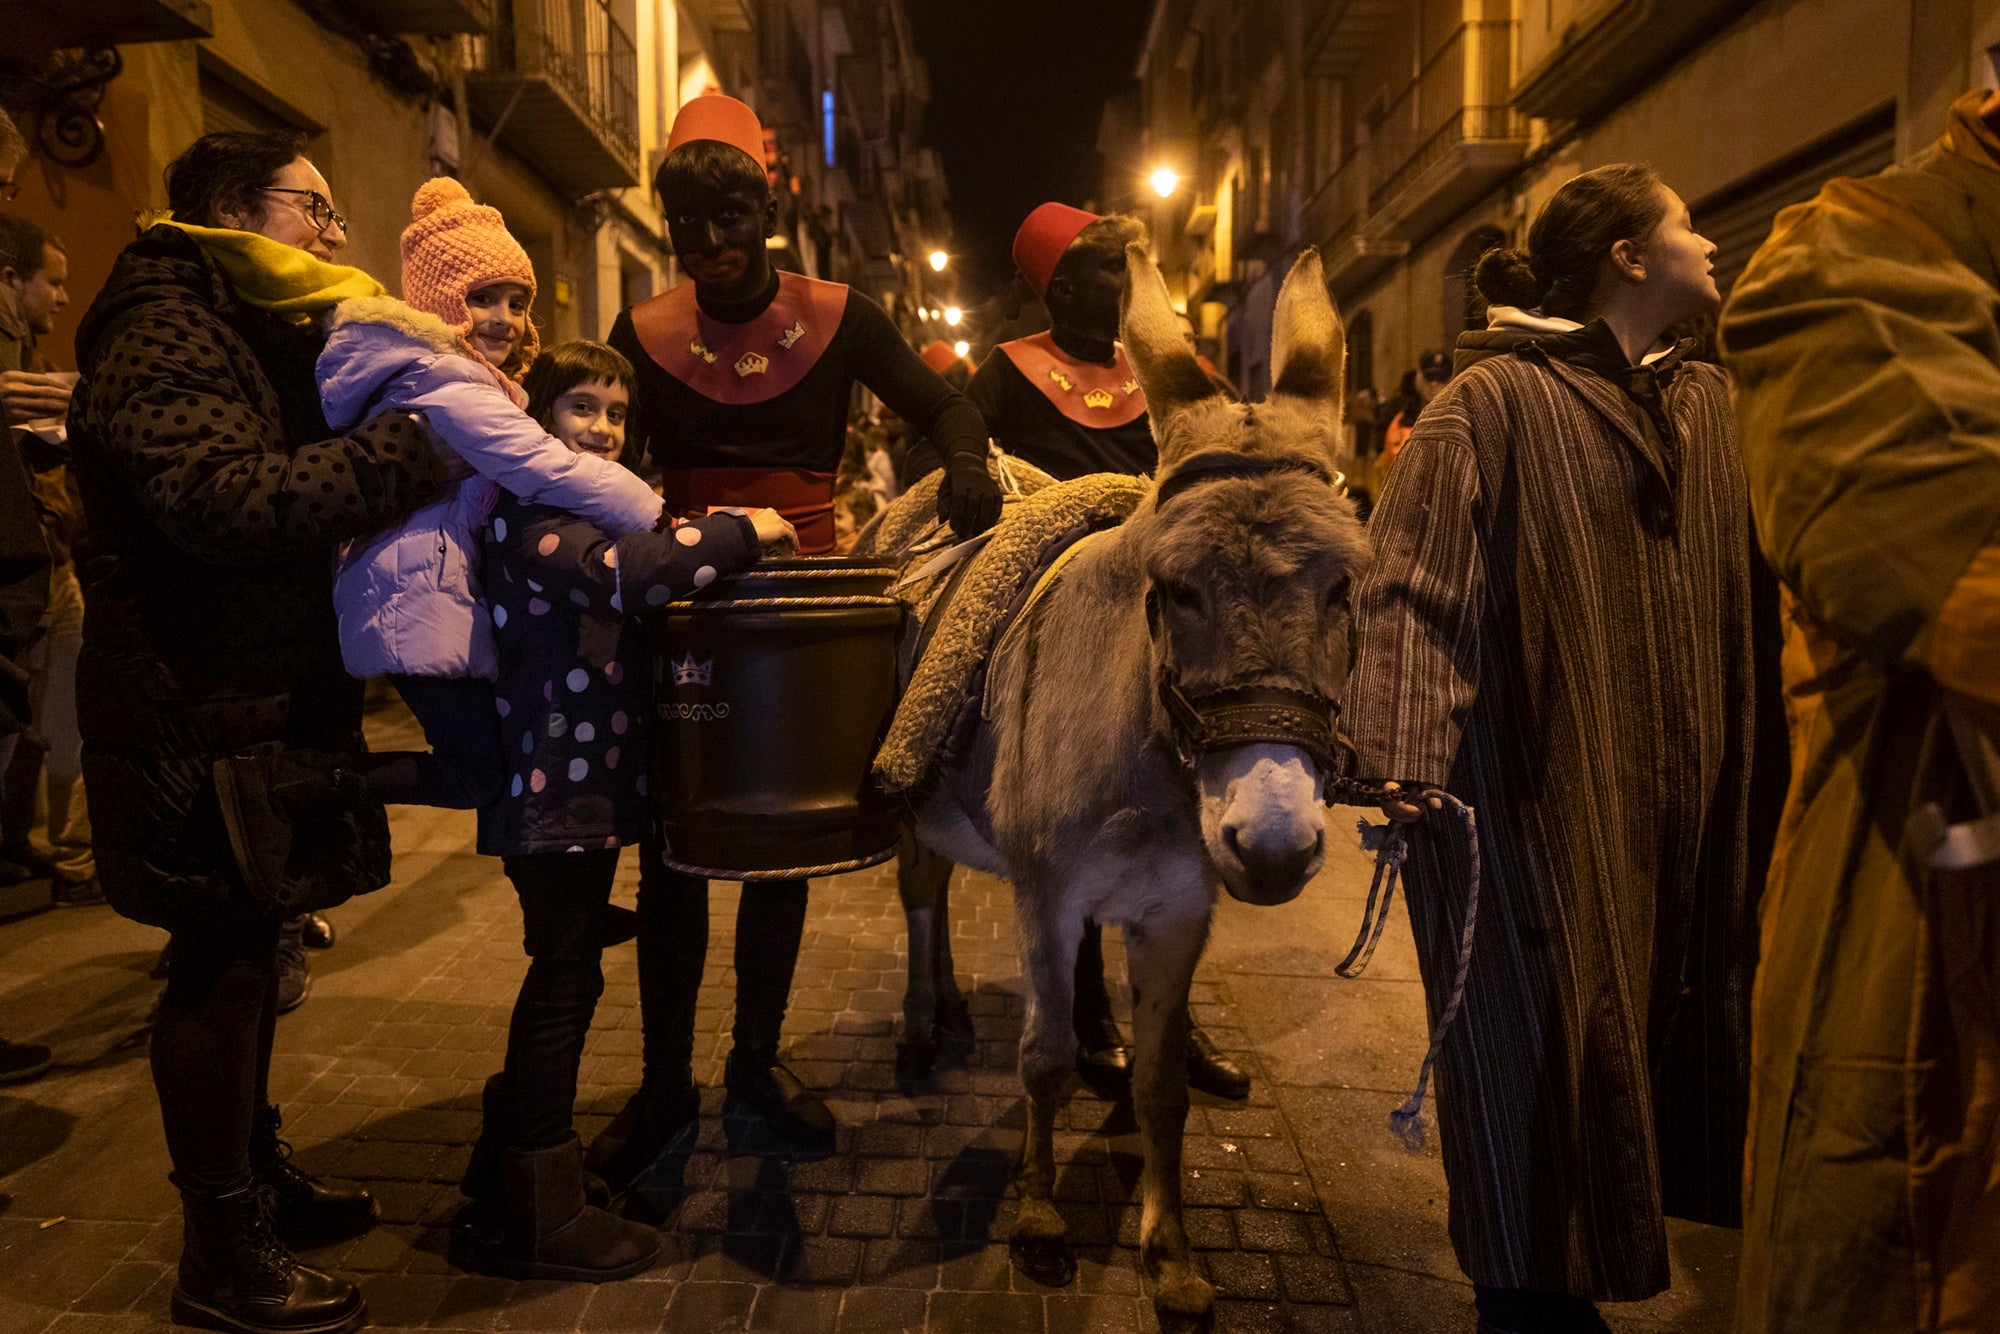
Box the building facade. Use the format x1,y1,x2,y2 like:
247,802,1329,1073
0,0,948,372
1128,0,2000,428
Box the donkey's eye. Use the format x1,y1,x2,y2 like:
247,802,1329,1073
1157,580,1202,615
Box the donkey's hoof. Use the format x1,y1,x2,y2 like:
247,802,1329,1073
1151,1266,1216,1320
1009,1235,1077,1287
894,1040,936,1091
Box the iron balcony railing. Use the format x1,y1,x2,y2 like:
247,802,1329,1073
1302,146,1368,249
1367,19,1524,210
463,0,639,169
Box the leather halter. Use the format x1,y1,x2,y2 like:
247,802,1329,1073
1147,453,1355,794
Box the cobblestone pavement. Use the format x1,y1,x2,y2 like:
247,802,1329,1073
0,709,1740,1333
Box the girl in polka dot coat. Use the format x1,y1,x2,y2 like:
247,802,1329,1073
455,342,792,1281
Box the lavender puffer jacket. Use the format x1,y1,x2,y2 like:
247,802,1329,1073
319,296,663,680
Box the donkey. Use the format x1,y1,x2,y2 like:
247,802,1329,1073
903,244,1369,1321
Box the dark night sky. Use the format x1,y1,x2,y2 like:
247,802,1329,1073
908,0,1154,313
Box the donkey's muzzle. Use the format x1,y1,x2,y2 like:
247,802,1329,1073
1221,824,1323,905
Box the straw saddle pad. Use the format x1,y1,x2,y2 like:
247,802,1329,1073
858,460,1150,793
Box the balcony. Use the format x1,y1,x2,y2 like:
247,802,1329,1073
1307,154,1407,299
1513,0,1756,124
0,0,211,49
460,0,640,197
1364,20,1526,245
680,0,752,35
1303,0,1403,77
346,0,492,34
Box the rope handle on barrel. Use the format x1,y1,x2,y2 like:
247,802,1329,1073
1327,780,1482,1155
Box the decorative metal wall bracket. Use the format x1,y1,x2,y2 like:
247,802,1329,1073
0,45,122,169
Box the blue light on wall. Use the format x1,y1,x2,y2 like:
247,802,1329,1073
822,89,835,167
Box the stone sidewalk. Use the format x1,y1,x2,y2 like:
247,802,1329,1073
0,709,1740,1333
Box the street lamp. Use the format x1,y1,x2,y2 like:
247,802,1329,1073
1150,166,1180,198
944,306,962,327
929,250,949,272
953,339,970,358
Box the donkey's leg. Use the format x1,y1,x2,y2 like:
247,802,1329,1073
1009,896,1083,1286
931,877,975,1057
1124,910,1215,1320
895,829,953,1087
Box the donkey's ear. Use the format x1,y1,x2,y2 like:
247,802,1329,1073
1270,248,1344,404
1121,242,1219,423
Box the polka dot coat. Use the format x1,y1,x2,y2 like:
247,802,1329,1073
65,224,445,929
474,494,759,857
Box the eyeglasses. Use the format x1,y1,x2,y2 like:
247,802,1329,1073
261,187,347,236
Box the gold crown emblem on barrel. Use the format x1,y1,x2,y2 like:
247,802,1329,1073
671,653,714,687
734,352,770,378
1083,388,1114,409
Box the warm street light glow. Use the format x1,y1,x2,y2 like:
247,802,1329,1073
1150,166,1180,198
944,306,963,326
929,250,949,272
953,340,970,358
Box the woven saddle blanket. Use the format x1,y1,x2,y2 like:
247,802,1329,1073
858,460,1149,793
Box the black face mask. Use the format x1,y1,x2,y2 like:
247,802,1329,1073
1046,244,1126,350
665,182,775,304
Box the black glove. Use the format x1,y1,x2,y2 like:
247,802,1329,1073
937,449,1002,538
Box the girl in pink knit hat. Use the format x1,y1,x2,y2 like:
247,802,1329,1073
246,179,770,849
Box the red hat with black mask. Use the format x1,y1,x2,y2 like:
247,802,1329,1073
668,93,766,166
1011,202,1100,302
919,340,960,374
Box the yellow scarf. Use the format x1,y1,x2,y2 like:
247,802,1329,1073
1944,87,2000,176
138,210,384,326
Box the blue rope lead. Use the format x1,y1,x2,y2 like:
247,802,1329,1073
1335,794,1482,1154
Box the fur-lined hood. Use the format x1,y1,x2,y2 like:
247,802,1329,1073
318,294,516,429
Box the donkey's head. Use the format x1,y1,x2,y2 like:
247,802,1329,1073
1120,245,1370,906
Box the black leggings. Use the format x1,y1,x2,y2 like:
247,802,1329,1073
357,674,506,810
501,849,619,1149
151,910,283,1195
634,837,807,1089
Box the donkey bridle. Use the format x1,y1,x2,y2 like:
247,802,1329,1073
1149,453,1358,797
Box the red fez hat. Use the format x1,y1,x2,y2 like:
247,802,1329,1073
920,340,960,374
1012,202,1100,301
668,94,765,166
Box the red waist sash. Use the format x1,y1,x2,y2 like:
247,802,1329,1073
661,467,836,556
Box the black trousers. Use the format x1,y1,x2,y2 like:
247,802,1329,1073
633,832,806,1090
500,848,620,1150
151,909,283,1195
358,674,506,810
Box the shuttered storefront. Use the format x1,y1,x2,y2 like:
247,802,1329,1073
1696,104,1898,296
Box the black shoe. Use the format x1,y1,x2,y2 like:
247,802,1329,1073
0,1037,52,1085
584,1082,700,1193
300,913,335,950
723,1055,836,1154
170,1181,365,1334
51,875,105,908
0,843,53,878
251,1105,376,1244
0,854,39,886
1187,1025,1252,1100
213,751,364,902
275,919,311,1015
1073,1013,1132,1092
451,1134,658,1282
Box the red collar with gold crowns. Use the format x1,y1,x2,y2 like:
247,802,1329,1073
628,271,848,405
997,332,1148,428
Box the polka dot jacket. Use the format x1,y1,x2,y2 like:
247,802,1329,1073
474,493,758,857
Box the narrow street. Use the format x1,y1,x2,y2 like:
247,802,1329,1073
0,705,1739,1332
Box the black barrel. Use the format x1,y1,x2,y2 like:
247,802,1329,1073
651,556,904,880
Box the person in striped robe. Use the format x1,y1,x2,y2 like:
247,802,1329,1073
1350,164,1758,1332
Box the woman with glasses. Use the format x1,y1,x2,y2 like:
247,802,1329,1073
67,131,444,1334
